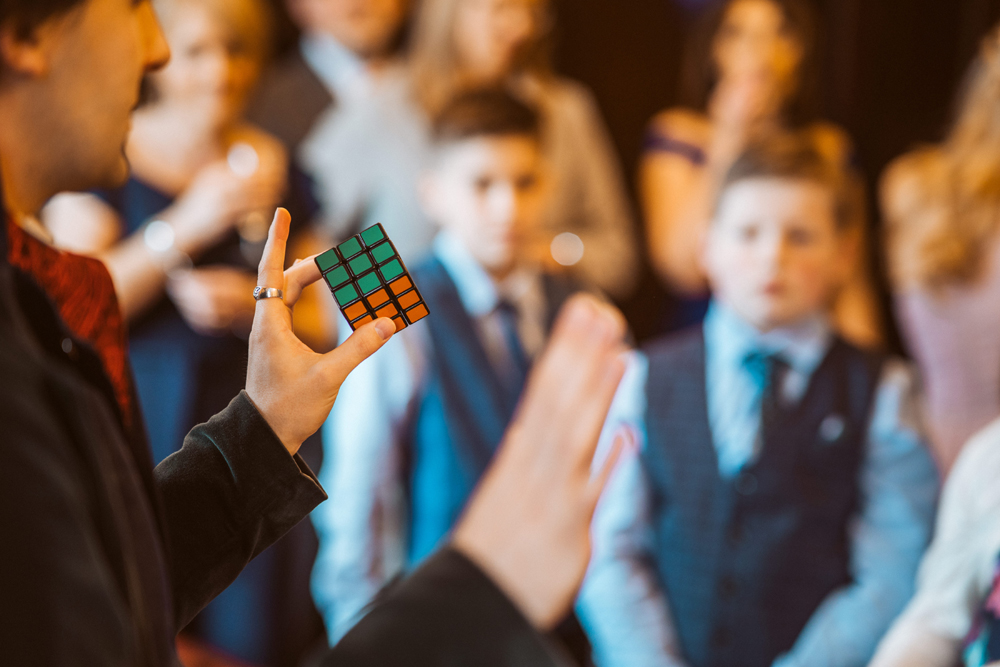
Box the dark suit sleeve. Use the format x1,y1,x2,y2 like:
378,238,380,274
154,390,328,628
324,548,569,667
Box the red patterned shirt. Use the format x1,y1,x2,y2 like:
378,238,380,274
7,219,134,428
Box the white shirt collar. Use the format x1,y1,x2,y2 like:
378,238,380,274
431,231,541,317
17,214,54,245
299,33,372,103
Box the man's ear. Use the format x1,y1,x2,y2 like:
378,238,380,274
0,20,56,78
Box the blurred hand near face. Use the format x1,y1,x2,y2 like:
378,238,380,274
709,0,802,137
167,137,287,255
710,72,783,133
167,267,258,336
452,294,630,630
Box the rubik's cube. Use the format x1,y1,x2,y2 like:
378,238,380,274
315,224,429,332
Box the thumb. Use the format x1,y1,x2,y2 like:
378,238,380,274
318,317,395,385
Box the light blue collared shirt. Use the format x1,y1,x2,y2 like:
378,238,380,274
577,302,940,667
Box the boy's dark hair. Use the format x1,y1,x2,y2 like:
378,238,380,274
431,88,542,146
718,135,855,229
1,0,83,39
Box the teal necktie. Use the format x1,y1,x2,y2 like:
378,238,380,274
744,351,791,433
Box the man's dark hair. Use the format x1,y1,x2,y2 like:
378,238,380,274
431,88,542,146
0,0,84,38
718,134,855,229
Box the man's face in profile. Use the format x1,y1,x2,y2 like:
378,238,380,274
1,0,169,194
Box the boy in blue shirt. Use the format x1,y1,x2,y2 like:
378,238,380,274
579,138,940,667
311,88,590,644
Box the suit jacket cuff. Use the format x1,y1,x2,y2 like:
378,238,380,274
329,547,569,667
208,390,328,521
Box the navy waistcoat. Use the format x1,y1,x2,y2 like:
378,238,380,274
404,258,581,565
643,327,885,667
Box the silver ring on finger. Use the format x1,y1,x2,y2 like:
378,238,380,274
253,287,284,301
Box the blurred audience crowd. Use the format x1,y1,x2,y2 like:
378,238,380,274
22,0,1000,665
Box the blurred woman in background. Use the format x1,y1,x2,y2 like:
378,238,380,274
882,25,1000,474
641,0,881,344
43,0,325,663
302,0,639,299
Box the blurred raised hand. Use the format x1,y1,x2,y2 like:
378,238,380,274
166,266,258,337
452,294,632,630
168,133,288,255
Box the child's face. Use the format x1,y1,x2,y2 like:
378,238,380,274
422,135,545,276
703,177,853,332
153,1,263,128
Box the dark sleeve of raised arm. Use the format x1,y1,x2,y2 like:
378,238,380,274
154,390,327,629
323,547,568,667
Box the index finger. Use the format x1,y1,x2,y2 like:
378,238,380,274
257,208,291,291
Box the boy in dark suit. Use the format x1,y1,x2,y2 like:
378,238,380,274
311,88,590,642
579,138,940,667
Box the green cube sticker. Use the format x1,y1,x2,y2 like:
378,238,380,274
324,265,350,289
338,237,363,259
349,253,374,275
357,271,381,295
316,249,341,274
379,259,404,281
360,225,386,247
370,242,395,265
334,283,359,306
